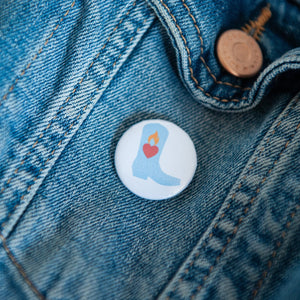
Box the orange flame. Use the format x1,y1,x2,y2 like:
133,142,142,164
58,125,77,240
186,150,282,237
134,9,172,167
148,131,159,145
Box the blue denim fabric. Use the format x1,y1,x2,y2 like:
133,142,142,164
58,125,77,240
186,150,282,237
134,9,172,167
0,0,299,299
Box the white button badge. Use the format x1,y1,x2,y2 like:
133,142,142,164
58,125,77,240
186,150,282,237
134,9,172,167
115,120,197,200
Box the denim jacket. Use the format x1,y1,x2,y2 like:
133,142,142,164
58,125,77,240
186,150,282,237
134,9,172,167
0,0,299,299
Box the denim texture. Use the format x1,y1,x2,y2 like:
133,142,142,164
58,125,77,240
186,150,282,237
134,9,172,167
0,0,299,299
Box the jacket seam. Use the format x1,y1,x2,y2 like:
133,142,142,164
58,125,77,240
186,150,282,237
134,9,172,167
187,100,300,299
0,233,45,300
251,201,300,299
180,0,251,91
0,0,136,200
159,0,248,103
0,1,147,232
0,0,76,107
162,95,299,299
250,59,300,103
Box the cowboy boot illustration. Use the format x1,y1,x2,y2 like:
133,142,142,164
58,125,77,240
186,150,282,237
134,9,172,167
132,123,180,186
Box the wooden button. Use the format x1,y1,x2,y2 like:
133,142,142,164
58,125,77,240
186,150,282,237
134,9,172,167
216,29,263,78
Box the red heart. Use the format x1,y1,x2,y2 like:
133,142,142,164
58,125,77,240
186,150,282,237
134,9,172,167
143,143,159,158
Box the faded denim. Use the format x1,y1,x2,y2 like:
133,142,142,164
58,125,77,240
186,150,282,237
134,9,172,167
0,0,299,299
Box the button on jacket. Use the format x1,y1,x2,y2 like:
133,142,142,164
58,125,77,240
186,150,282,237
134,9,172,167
0,0,299,299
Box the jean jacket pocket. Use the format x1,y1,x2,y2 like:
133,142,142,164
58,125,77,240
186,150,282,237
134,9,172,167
145,0,300,111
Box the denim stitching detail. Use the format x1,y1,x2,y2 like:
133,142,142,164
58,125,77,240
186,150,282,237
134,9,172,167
251,202,300,299
159,0,247,103
188,109,300,299
0,1,76,107
164,97,299,299
0,233,46,300
0,0,137,199
181,0,251,91
0,4,148,231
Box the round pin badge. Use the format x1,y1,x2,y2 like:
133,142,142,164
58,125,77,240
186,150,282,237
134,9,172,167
115,120,197,200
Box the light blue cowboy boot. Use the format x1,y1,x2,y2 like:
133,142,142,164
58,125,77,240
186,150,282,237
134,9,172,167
132,123,180,186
